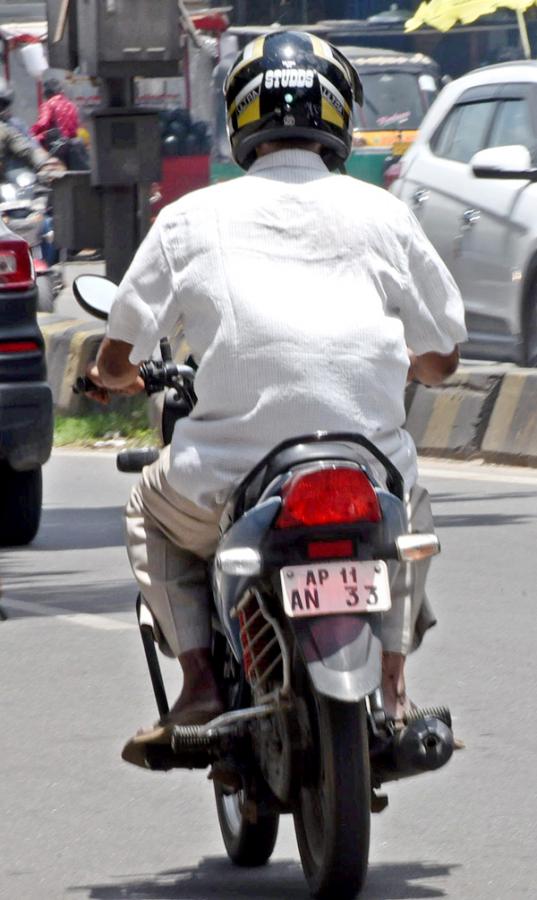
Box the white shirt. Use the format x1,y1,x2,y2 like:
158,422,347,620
108,149,467,509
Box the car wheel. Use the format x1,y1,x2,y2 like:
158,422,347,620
523,286,537,367
0,463,42,545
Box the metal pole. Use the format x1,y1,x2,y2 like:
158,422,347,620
100,77,142,283
516,10,531,59
102,187,138,285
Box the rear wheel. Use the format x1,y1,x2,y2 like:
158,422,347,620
0,463,42,546
214,783,279,866
212,632,280,867
293,692,371,899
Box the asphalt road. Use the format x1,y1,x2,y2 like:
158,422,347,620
1,452,536,900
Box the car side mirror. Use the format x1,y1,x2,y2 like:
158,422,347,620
470,144,537,180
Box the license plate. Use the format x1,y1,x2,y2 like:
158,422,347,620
280,560,391,618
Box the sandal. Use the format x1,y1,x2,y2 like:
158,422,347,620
121,700,224,770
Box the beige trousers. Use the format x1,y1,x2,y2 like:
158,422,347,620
125,446,436,658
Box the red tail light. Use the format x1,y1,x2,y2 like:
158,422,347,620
308,539,354,559
275,467,382,529
0,340,39,353
0,238,34,290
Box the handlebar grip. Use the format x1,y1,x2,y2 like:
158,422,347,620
116,447,160,473
72,375,98,394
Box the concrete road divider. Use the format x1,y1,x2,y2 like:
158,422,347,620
405,367,503,460
481,370,537,466
38,315,537,466
39,314,106,415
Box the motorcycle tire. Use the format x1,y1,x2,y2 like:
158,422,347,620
293,693,371,900
214,783,279,867
0,464,42,546
36,275,54,313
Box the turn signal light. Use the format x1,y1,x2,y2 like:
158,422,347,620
276,467,381,529
396,534,440,561
0,238,34,290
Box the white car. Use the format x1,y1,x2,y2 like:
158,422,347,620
390,61,537,366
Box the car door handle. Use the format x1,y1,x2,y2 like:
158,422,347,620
462,208,480,228
412,188,429,206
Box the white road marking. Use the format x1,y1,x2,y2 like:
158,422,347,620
418,459,537,486
1,596,137,631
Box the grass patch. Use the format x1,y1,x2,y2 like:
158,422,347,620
55,405,158,448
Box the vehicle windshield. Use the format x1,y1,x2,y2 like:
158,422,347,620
355,71,438,131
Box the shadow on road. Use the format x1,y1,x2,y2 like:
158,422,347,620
0,580,135,620
32,506,126,551
433,511,533,527
430,490,537,528
69,856,456,899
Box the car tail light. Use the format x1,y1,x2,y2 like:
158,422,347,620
383,160,402,190
0,238,34,290
275,467,381,529
0,340,39,353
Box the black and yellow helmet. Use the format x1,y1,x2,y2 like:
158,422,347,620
224,30,363,170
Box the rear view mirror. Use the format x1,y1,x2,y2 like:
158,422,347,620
471,145,537,180
73,274,118,320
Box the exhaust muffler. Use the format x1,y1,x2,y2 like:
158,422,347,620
372,708,454,783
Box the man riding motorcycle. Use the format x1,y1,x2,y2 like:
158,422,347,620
86,31,467,767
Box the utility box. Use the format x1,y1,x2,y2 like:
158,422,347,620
46,0,79,70
89,109,161,185
52,172,103,249
76,0,182,78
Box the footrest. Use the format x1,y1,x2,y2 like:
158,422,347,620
171,725,219,753
403,705,452,729
144,743,212,771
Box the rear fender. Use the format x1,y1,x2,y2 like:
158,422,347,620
291,613,382,703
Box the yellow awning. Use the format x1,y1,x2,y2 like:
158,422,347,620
406,0,535,32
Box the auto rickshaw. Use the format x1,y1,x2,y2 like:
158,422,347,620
344,46,441,186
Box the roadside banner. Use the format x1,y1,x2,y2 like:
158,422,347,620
405,0,534,56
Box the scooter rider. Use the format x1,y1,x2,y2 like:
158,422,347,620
86,31,467,766
0,78,34,139
0,78,62,179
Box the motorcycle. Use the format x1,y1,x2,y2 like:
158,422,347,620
73,273,455,900
0,164,63,312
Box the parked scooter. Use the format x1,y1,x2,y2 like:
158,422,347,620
73,273,455,900
0,164,63,312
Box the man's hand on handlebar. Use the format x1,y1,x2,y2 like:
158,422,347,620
84,362,145,405
407,346,460,387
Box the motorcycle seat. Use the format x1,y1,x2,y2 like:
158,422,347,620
259,441,371,494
